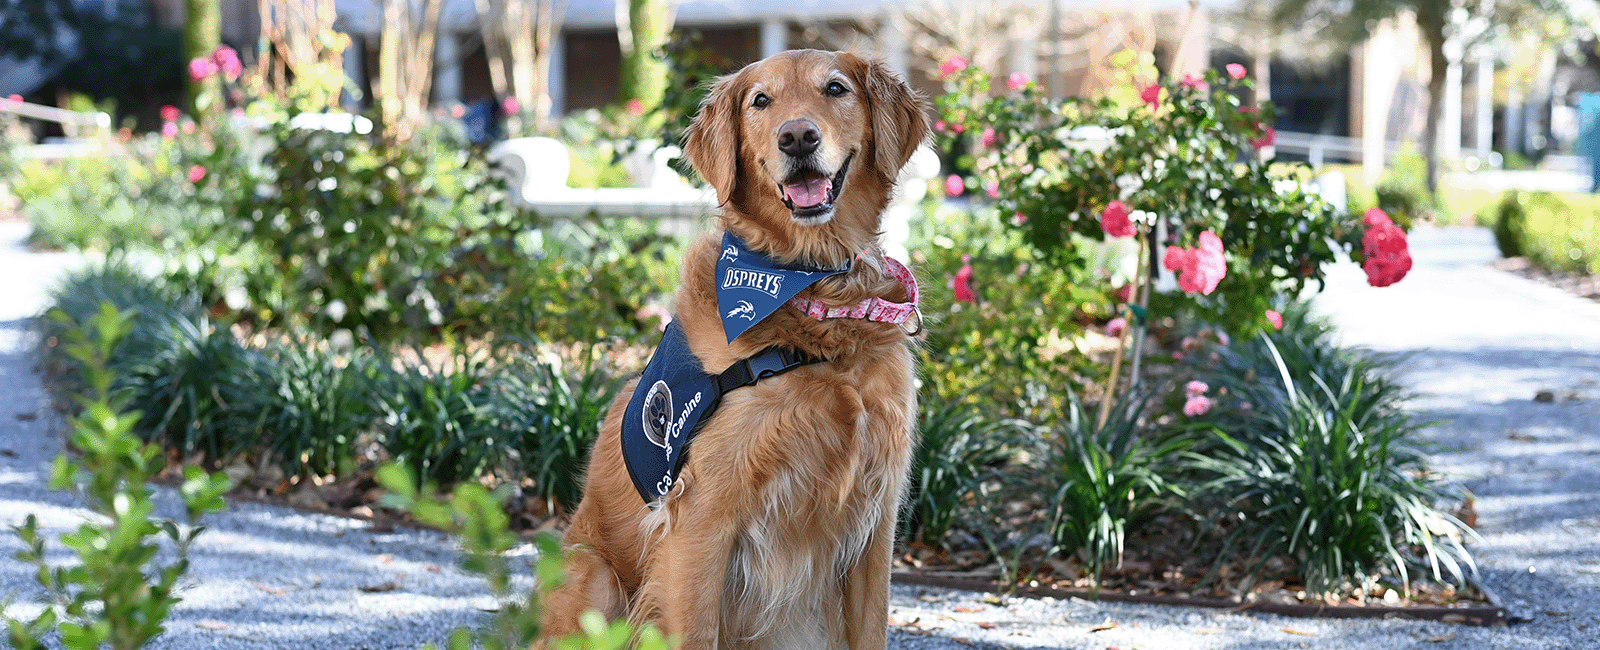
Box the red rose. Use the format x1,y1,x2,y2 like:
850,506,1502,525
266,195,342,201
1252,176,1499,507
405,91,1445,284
1099,201,1136,238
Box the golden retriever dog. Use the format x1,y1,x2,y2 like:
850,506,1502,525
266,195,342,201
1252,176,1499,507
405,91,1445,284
542,49,931,649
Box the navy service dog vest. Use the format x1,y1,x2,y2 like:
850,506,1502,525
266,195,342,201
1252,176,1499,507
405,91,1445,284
621,233,847,502
622,321,820,502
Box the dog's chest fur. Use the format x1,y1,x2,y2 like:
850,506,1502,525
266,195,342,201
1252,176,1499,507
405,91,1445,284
712,359,914,645
656,234,918,645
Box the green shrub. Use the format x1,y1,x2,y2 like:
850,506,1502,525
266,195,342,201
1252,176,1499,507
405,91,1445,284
43,263,211,398
443,220,681,348
1373,145,1431,228
1490,190,1600,275
249,337,384,480
46,263,262,465
1044,388,1191,587
373,349,499,487
1182,330,1474,598
494,346,624,514
1492,190,1529,259
938,57,1354,337
19,125,237,255
1179,303,1408,452
913,204,1101,418
8,303,230,650
900,384,1027,547
120,316,265,464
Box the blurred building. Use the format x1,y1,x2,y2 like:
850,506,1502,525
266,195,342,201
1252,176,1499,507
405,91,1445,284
5,0,1594,171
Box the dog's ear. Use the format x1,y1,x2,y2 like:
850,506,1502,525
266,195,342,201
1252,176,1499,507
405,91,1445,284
864,59,931,182
682,71,743,203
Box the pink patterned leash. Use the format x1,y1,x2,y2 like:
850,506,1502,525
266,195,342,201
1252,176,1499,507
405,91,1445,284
787,256,922,335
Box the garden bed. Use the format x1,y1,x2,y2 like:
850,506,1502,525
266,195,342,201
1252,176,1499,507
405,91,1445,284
889,571,1505,626
1492,257,1600,304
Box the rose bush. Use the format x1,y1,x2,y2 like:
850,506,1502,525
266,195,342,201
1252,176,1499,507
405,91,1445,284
935,54,1408,336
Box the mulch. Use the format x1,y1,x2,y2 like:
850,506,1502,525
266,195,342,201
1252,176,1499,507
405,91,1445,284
1492,257,1600,303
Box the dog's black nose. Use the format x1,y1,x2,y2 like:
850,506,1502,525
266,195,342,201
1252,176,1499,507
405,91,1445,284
777,119,821,158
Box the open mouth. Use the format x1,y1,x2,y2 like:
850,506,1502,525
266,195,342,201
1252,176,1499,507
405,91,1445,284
779,154,851,223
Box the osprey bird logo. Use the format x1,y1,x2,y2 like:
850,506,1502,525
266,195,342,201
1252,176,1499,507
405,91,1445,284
720,245,739,262
726,300,756,321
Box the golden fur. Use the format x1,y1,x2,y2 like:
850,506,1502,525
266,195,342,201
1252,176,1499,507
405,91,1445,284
540,50,932,649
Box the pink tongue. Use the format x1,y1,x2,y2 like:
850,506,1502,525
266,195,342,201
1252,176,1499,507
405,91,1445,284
783,177,832,208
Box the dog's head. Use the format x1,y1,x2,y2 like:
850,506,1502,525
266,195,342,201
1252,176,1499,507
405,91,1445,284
683,50,930,264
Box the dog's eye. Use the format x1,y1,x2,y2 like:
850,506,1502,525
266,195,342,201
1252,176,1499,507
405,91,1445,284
825,80,848,97
752,93,771,109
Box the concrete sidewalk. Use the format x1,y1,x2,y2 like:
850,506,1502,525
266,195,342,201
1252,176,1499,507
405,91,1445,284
2,222,1599,649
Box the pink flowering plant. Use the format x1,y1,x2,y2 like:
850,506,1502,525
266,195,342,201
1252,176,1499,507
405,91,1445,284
935,60,1392,336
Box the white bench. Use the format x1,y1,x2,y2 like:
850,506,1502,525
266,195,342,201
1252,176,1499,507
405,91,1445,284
486,137,718,220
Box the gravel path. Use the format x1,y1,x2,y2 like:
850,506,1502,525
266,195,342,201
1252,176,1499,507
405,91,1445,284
3,221,1597,649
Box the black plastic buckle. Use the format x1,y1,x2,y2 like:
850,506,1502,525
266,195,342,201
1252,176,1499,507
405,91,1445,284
715,347,817,394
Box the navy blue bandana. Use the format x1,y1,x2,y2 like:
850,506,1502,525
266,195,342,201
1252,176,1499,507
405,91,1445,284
715,232,849,343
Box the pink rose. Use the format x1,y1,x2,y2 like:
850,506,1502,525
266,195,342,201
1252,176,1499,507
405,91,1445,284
1006,71,1029,90
211,45,242,80
1112,283,1133,303
502,96,521,115
1180,74,1205,90
188,56,218,81
980,126,997,148
161,121,178,139
187,165,207,183
1362,219,1412,287
160,105,181,122
940,56,969,79
1163,245,1190,272
985,181,999,198
951,255,976,303
1140,84,1161,108
1175,231,1227,295
944,174,964,197
1251,125,1277,149
1265,309,1284,330
1099,201,1136,238
934,119,947,133
1183,395,1213,417
1013,212,1028,225
1185,380,1208,396
1106,317,1127,338
1226,63,1247,80
1363,207,1393,228
625,98,646,116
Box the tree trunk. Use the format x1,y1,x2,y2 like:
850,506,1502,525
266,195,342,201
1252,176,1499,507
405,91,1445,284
1251,33,1274,160
1417,2,1448,197
183,0,221,120
619,0,673,121
474,0,511,100
377,0,442,141
475,0,564,133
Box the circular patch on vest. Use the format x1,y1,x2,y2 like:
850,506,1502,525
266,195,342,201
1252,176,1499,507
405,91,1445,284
642,380,673,448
